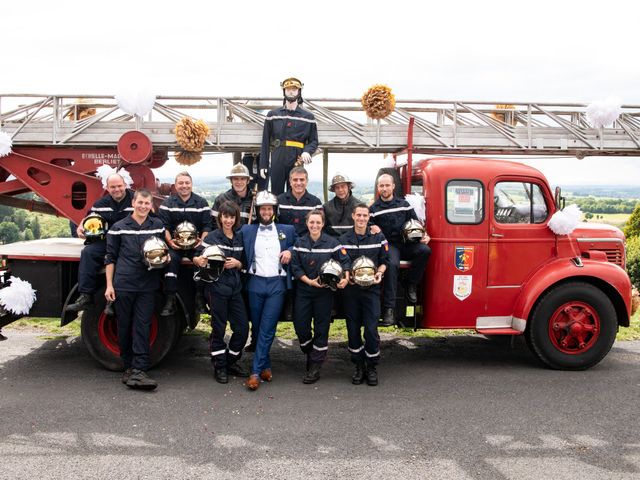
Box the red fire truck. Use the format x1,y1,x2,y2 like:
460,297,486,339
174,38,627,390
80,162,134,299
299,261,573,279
0,95,636,371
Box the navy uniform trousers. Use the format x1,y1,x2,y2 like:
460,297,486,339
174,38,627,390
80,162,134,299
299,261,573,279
115,291,155,371
207,288,248,369
343,284,381,367
293,283,334,364
383,242,431,309
77,240,107,295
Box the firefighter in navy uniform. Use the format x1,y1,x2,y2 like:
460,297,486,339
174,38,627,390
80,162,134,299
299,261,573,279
67,172,133,312
260,77,319,195
323,173,362,238
212,163,256,227
105,189,166,390
369,174,431,326
193,201,250,384
291,209,349,384
277,166,323,237
158,171,213,316
339,204,389,386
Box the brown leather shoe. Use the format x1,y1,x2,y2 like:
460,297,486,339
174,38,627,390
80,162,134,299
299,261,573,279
246,374,260,391
259,369,273,382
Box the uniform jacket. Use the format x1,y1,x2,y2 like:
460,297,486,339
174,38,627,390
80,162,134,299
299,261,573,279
240,222,296,289
291,232,350,281
88,189,134,230
158,193,212,234
277,190,323,236
369,196,418,244
105,215,165,292
323,194,362,237
260,106,319,169
212,188,255,227
339,227,390,272
197,228,245,297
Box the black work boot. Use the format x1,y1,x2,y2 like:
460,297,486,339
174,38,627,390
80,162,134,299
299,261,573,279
67,293,93,312
161,294,176,316
214,367,228,384
352,361,366,385
121,368,133,384
226,362,250,378
379,308,395,327
195,292,206,314
126,369,158,390
406,284,418,304
104,301,115,316
303,363,321,384
366,365,379,386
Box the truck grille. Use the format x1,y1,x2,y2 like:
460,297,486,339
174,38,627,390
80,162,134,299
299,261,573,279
592,248,623,267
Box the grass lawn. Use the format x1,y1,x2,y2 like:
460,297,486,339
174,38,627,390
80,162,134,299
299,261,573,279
583,213,630,229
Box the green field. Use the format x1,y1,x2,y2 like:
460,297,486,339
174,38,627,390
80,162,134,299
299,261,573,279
582,212,629,229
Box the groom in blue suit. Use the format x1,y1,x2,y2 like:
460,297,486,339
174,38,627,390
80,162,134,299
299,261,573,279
241,191,296,391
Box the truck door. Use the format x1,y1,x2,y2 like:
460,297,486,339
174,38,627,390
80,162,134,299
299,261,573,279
488,177,554,292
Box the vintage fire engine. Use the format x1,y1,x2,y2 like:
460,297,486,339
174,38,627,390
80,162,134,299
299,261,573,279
0,94,636,371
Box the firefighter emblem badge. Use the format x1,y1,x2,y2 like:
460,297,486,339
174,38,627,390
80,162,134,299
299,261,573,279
453,275,472,301
455,246,474,272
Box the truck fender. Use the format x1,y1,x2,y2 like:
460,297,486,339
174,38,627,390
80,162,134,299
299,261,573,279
512,258,632,328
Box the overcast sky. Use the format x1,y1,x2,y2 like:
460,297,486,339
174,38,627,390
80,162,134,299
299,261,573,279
3,0,639,186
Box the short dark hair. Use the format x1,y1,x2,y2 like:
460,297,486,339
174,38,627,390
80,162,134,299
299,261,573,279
353,203,369,213
217,201,240,229
133,189,152,200
305,208,325,224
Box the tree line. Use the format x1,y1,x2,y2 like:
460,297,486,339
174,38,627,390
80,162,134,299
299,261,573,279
567,196,639,214
0,206,71,244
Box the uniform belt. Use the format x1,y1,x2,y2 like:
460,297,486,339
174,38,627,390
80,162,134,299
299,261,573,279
273,139,305,149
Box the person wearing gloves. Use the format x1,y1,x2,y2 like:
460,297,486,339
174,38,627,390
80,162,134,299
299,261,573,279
260,77,318,195
290,209,349,384
193,201,249,384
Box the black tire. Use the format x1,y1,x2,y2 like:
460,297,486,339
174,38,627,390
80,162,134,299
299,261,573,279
80,287,182,371
526,282,617,370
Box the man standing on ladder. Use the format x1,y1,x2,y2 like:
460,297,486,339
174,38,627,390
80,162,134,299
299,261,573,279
260,77,318,195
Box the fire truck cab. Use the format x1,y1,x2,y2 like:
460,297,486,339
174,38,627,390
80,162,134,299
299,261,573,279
403,157,633,370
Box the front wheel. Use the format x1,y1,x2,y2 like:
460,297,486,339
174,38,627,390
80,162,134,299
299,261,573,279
81,288,181,371
526,282,617,370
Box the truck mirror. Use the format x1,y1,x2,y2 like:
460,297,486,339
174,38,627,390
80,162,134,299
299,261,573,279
554,186,565,210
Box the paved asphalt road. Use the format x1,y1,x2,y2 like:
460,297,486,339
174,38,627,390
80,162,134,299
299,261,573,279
1,331,639,480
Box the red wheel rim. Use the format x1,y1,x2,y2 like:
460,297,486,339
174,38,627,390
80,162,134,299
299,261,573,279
548,301,600,355
98,312,159,355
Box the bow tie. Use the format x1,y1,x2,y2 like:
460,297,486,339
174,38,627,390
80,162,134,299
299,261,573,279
259,224,273,231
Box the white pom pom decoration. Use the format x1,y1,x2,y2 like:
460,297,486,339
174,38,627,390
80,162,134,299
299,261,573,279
95,165,133,189
548,204,582,235
586,97,622,128
0,130,13,158
115,88,156,118
405,193,426,223
0,277,37,315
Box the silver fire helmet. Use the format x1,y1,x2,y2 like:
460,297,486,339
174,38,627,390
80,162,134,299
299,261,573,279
194,245,227,283
402,219,425,243
226,163,251,179
255,191,279,208
173,221,198,250
329,173,355,192
142,237,170,269
351,256,376,287
319,259,343,291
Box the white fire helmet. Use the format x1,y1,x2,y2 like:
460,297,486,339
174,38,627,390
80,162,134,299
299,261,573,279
351,256,376,287
319,259,343,291
226,163,251,179
255,191,279,207
81,213,107,243
195,245,227,283
142,237,170,269
173,221,198,250
402,219,425,243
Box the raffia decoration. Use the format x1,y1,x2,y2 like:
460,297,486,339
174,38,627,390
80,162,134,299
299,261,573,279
632,286,640,315
491,104,516,126
175,117,210,152
361,84,396,120
175,150,202,166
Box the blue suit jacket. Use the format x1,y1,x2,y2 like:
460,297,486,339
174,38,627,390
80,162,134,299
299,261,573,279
240,223,297,289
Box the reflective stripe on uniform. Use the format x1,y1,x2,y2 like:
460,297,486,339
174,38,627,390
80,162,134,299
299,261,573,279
266,115,316,124
279,205,319,211
210,349,226,357
370,206,415,217
313,344,328,351
293,245,341,254
341,242,387,250
107,228,165,235
365,350,380,358
159,206,211,213
300,338,313,347
164,272,178,278
348,346,364,353
228,349,241,356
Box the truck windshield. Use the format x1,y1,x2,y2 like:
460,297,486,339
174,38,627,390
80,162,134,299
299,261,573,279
494,182,548,224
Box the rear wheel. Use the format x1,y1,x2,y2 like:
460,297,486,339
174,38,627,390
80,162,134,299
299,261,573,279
526,282,617,370
81,287,181,371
